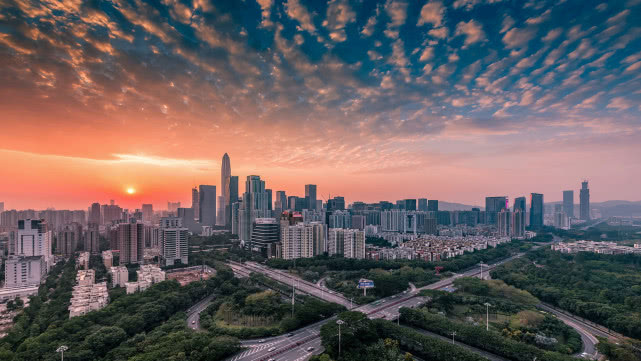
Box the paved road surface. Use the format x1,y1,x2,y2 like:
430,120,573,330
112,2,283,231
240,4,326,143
187,294,215,331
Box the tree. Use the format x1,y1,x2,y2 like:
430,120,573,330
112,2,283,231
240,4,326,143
86,326,127,355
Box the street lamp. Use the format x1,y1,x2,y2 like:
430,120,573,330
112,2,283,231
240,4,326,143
479,262,483,279
484,303,492,331
56,345,68,361
336,319,345,358
350,297,353,310
451,331,456,344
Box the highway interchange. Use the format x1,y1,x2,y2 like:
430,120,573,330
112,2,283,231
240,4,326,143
181,248,615,361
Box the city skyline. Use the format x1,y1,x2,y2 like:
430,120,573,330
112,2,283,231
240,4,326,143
1,0,640,209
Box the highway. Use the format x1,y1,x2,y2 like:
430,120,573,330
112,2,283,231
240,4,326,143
187,294,216,331
223,253,525,361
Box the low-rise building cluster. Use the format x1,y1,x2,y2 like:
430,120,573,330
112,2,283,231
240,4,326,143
551,241,641,255
125,265,166,294
77,251,90,270
366,235,511,261
68,269,108,318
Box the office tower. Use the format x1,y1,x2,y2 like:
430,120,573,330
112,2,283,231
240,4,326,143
199,185,217,227
160,217,188,266
275,191,287,213
513,197,526,212
554,211,569,229
250,218,279,257
142,204,153,223
217,196,225,226
310,222,327,255
427,200,439,212
327,228,365,259
117,220,145,264
351,215,366,230
177,207,200,234
16,219,53,269
485,196,507,225
563,190,574,218
191,187,199,221
511,209,525,238
0,202,4,213
266,189,273,211
89,203,101,225
417,199,428,212
554,204,563,213
85,224,100,254
580,181,590,220
288,196,305,211
497,209,511,237
305,184,317,210
327,197,345,212
220,153,231,226
238,176,271,242
403,199,417,211
530,193,544,228
226,175,239,228
329,210,351,229
57,226,78,257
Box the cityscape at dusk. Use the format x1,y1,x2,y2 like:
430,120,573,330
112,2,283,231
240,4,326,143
1,1,640,361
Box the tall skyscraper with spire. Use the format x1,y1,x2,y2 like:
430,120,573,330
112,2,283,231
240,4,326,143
219,153,231,226
580,180,590,220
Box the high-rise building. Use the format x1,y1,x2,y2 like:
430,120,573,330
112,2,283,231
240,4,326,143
281,222,313,260
511,209,525,238
427,200,439,212
266,189,273,211
191,187,199,221
249,218,279,258
513,197,526,212
580,181,590,220
403,199,417,211
85,224,100,254
142,204,153,223
15,219,53,270
4,255,46,287
226,175,239,228
562,190,574,219
530,193,544,228
167,202,181,214
305,184,317,210
220,153,231,227
497,209,511,237
417,199,428,212
160,217,188,266
327,197,345,212
327,228,365,259
238,176,271,242
57,225,79,257
485,196,507,225
89,203,101,225
0,202,4,213
177,207,200,234
275,191,287,213
199,185,217,227
117,220,145,264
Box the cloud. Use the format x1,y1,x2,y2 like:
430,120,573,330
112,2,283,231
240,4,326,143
285,0,316,33
542,28,562,42
455,20,486,46
502,27,536,49
607,97,633,111
428,27,448,39
419,47,434,62
384,0,408,38
324,0,356,42
417,1,444,27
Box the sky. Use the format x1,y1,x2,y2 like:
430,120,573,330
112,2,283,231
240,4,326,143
0,0,640,210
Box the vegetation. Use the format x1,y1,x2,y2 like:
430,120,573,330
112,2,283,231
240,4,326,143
595,337,641,361
199,273,345,339
400,307,576,361
491,248,641,340
316,311,487,361
0,260,241,361
365,236,396,248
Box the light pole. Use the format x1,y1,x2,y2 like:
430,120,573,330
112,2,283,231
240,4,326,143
451,331,456,344
484,302,492,331
350,297,353,310
479,262,483,279
336,320,345,359
56,345,68,361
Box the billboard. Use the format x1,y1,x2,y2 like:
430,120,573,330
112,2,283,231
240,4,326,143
357,278,374,289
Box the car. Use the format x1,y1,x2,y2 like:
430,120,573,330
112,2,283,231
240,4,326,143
267,359,275,361
258,339,265,343
286,333,294,337
191,320,196,324
306,347,315,352
268,347,276,352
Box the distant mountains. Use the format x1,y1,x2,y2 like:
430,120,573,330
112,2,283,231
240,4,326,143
436,200,641,217
437,201,483,211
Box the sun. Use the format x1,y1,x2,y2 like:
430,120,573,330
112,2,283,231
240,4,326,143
126,187,136,195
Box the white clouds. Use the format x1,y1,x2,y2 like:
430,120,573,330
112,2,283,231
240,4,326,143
455,20,486,46
324,0,356,42
285,0,316,33
417,1,444,27
419,47,434,62
607,9,630,24
384,0,408,38
575,91,603,109
428,27,448,39
361,11,378,37
502,27,536,49
625,61,641,73
567,39,596,60
525,9,551,25
255,0,273,26
500,15,515,33
607,97,633,110
542,28,562,42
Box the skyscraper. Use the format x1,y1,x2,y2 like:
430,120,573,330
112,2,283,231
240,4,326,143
16,219,53,270
142,204,153,223
530,193,544,228
89,202,101,225
404,199,417,211
418,198,428,211
117,220,145,264
580,181,590,220
199,185,217,227
266,189,273,211
226,175,239,228
250,218,280,258
160,217,188,266
0,202,4,213
563,190,574,219
305,184,317,210
220,153,231,226
485,196,507,224
238,176,271,242
275,191,287,213
428,200,439,212
513,197,526,212
191,187,199,221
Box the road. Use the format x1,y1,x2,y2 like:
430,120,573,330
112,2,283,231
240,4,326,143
187,294,215,331
224,253,526,361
